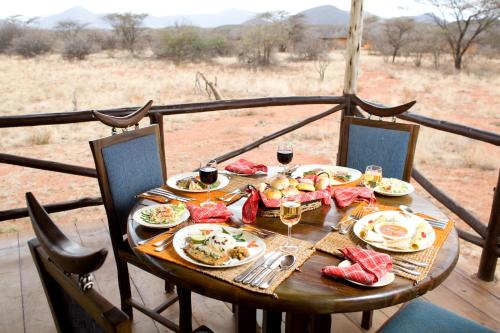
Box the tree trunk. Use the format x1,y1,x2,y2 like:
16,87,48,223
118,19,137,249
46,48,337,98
454,55,462,70
392,46,399,63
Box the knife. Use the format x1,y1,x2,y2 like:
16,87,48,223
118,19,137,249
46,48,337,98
242,252,282,284
251,254,284,287
234,251,276,283
149,188,195,202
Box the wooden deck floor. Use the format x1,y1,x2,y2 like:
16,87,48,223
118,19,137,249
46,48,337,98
1,216,499,333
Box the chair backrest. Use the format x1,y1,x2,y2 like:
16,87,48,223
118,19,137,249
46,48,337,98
89,125,166,243
26,193,130,333
338,117,419,182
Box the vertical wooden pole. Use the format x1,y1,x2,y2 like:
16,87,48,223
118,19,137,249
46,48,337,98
149,113,166,161
343,0,364,96
477,169,500,281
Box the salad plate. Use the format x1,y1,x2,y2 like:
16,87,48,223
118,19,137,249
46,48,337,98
375,178,414,197
353,210,435,253
292,164,362,185
133,204,190,229
338,260,394,287
167,172,229,192
173,224,266,268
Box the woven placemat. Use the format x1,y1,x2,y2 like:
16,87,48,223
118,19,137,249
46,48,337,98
135,228,315,297
315,203,455,283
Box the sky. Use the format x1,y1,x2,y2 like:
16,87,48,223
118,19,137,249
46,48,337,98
1,0,433,19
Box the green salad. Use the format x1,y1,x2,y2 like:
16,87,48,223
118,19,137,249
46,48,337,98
140,204,187,225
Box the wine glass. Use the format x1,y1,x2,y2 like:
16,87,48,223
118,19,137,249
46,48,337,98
363,165,382,212
199,160,218,207
279,195,301,253
277,144,293,174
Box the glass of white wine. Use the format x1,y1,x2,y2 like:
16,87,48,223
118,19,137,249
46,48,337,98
363,165,382,212
279,195,302,253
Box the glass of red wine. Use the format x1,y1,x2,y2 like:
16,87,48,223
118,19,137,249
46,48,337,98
277,144,293,174
199,160,218,207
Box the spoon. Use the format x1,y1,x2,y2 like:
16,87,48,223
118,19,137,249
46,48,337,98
259,254,296,289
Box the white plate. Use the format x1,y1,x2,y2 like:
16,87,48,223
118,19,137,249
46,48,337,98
173,224,266,268
353,210,435,253
167,172,229,192
338,260,394,287
222,170,267,177
292,164,362,185
133,204,190,229
375,178,415,197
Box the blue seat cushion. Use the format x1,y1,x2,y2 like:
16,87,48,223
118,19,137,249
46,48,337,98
346,124,410,179
102,133,164,225
380,300,495,333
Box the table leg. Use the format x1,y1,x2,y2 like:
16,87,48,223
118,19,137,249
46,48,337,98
235,304,257,333
310,314,331,333
361,310,373,330
177,287,192,333
263,310,282,333
285,312,309,333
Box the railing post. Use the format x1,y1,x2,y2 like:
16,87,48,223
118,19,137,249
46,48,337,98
477,169,500,281
149,113,165,159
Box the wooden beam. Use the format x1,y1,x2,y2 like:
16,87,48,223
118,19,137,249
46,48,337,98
0,153,97,178
212,104,344,164
0,197,102,221
478,169,500,281
0,96,346,128
412,168,487,237
343,0,364,94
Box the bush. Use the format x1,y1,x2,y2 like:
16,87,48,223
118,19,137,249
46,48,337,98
62,37,93,60
0,20,23,53
11,32,51,58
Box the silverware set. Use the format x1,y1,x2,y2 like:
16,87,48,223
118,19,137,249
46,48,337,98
364,244,426,277
218,187,248,202
331,209,364,234
144,188,195,203
234,251,296,289
399,205,449,229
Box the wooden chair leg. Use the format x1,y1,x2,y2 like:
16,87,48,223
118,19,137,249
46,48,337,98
361,310,373,330
164,280,175,293
115,259,133,318
177,287,192,333
235,304,256,333
232,303,237,314
310,314,331,333
285,312,309,333
263,310,282,333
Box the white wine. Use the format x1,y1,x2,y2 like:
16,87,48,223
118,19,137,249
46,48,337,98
280,201,301,226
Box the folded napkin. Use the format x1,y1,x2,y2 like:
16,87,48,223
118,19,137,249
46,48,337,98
322,247,392,285
242,186,260,224
187,203,233,223
333,187,373,208
225,159,268,175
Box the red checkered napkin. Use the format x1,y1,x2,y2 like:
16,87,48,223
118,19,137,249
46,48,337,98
187,203,233,223
225,159,268,175
321,247,392,285
333,187,373,208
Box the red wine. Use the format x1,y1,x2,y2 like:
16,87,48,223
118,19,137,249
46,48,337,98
199,167,218,184
277,150,293,165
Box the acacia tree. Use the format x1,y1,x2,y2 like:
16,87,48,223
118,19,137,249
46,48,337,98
104,12,147,54
383,18,415,62
424,0,500,70
55,20,88,41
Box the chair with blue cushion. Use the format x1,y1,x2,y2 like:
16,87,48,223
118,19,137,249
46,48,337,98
378,299,495,333
90,125,192,332
338,116,420,182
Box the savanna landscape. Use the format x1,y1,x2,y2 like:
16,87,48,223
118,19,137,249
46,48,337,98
0,2,499,332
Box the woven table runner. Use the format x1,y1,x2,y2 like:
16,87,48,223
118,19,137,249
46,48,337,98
135,229,315,297
315,203,455,283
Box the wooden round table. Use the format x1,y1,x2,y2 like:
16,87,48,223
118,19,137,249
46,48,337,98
128,177,459,333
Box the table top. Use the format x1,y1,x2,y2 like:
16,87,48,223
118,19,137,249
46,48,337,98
127,173,459,315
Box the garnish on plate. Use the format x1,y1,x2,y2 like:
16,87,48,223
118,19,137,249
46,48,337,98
140,203,186,225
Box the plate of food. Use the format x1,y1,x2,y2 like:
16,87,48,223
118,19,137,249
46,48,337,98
167,172,230,192
172,224,266,268
133,203,190,229
375,178,414,197
338,260,395,287
292,164,362,185
353,210,435,252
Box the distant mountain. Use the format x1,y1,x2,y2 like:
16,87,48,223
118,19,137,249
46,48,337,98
33,7,256,29
298,5,351,26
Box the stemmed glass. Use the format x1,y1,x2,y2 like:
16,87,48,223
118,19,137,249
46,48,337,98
279,195,301,253
363,165,382,212
199,160,218,207
277,144,293,175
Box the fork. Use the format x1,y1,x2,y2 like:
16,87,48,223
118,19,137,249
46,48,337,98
337,208,365,234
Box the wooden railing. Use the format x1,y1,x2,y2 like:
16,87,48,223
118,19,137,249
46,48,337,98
0,95,498,281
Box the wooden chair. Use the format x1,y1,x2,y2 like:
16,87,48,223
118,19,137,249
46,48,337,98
26,192,131,333
377,299,495,333
89,125,191,331
338,116,420,182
